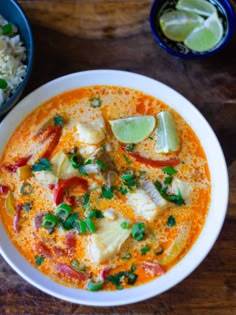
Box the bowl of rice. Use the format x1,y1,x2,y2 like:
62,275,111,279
0,0,34,119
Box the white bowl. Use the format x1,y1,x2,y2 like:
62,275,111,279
0,70,228,306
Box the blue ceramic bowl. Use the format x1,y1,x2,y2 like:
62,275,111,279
150,0,235,59
0,0,34,118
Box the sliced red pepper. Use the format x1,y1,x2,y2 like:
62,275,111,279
3,155,32,173
40,125,62,159
53,176,88,206
65,231,76,256
34,241,53,260
125,151,180,168
13,204,22,233
57,263,89,281
0,184,9,194
141,262,165,276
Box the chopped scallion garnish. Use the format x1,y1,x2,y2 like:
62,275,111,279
89,97,102,108
20,183,33,195
0,78,7,89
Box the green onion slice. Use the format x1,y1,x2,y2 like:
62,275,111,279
89,97,102,108
121,170,134,181
131,222,145,241
20,183,33,195
87,279,104,291
69,154,83,169
42,214,58,229
55,203,72,220
85,218,96,233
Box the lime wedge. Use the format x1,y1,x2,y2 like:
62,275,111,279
184,12,223,52
176,0,217,17
109,116,155,143
160,10,204,42
156,111,180,153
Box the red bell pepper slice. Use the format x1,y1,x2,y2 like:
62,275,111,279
40,125,62,159
57,263,89,281
3,155,32,173
125,151,180,168
53,176,88,205
0,185,9,194
141,262,165,276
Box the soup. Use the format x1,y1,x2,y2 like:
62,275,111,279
0,86,210,291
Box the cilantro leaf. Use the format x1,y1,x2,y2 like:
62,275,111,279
35,255,44,266
54,115,64,127
101,185,114,199
32,158,52,172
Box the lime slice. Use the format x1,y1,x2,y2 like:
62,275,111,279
176,0,217,17
160,10,204,42
184,12,223,52
156,111,180,153
109,116,155,143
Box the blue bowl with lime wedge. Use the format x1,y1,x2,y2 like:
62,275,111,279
149,0,235,59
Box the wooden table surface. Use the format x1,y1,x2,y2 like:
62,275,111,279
1,1,236,314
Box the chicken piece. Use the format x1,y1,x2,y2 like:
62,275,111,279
76,117,106,144
126,189,159,221
88,216,131,264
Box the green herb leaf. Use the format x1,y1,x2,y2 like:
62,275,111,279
123,154,132,165
140,245,151,255
125,143,136,152
122,253,132,260
164,176,173,185
96,159,106,171
154,180,185,206
0,78,7,89
162,166,177,176
71,259,86,272
167,215,176,227
79,165,89,176
106,271,138,289
61,213,79,230
2,23,13,35
53,115,64,127
82,193,90,211
131,222,145,241
32,158,52,172
35,255,44,266
101,185,114,199
119,186,128,195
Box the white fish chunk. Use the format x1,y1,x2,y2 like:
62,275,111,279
51,151,78,179
76,117,106,144
34,170,58,186
169,178,192,202
88,217,131,264
126,188,159,221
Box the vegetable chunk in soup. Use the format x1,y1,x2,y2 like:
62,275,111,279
0,86,210,291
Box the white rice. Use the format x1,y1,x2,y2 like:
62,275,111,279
0,14,27,106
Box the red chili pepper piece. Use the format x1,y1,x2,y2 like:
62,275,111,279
0,185,9,194
4,155,32,173
34,241,53,260
57,263,89,281
53,176,88,205
40,126,62,159
127,152,180,168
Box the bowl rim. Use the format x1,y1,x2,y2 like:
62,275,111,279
0,69,229,306
0,0,34,116
149,0,236,59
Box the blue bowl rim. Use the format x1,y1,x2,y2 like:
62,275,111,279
149,0,236,59
0,0,34,115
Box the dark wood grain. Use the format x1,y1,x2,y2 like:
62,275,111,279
1,1,236,314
